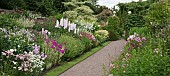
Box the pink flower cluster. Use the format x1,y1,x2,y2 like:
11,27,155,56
2,49,16,58
127,33,146,50
79,32,96,41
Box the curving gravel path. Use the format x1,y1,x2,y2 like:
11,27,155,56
59,39,126,76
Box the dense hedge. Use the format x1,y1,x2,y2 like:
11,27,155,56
0,0,65,16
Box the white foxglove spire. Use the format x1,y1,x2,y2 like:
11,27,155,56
64,18,68,29
60,18,64,27
55,20,59,28
74,28,76,34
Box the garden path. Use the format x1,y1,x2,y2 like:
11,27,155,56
59,39,126,76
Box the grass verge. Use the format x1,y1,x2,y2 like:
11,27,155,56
44,41,111,76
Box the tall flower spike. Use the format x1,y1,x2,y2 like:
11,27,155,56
55,20,60,28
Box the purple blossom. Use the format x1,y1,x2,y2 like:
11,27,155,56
58,44,62,49
33,45,40,55
135,37,141,42
52,40,58,46
60,49,65,54
50,45,55,49
45,39,50,44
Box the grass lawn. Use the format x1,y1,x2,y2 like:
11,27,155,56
44,41,111,76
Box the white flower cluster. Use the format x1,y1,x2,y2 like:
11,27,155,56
0,27,35,42
55,18,78,34
16,17,35,28
29,52,45,72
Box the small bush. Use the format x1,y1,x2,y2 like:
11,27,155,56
57,35,85,61
80,37,93,52
108,30,120,41
94,30,109,43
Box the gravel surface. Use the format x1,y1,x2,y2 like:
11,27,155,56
59,39,126,76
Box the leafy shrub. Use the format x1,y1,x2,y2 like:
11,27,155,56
94,30,109,43
107,30,120,41
32,18,56,32
0,14,20,29
124,14,145,30
80,37,93,52
103,16,123,41
129,27,150,37
144,0,170,34
56,35,85,61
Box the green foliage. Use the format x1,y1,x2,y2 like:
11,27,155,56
84,1,103,15
0,0,26,10
57,35,85,61
97,9,113,22
63,11,78,20
74,5,94,15
144,0,170,34
64,2,77,11
107,30,120,41
110,34,170,76
0,0,65,16
80,37,93,51
0,14,21,29
129,27,149,36
103,16,123,41
124,14,145,30
32,18,56,32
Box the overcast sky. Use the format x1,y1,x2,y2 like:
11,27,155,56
97,0,147,8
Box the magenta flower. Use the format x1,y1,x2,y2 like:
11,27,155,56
130,43,135,47
50,45,55,49
56,48,60,51
52,40,58,46
60,49,65,54
58,44,62,49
